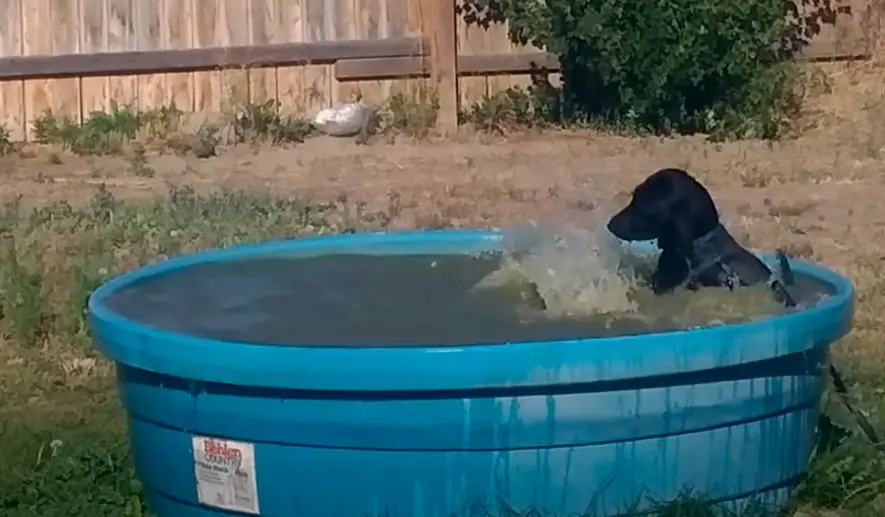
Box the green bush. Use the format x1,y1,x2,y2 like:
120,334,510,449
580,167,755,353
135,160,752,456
460,0,805,139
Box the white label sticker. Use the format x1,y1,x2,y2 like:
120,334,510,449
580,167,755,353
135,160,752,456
192,436,260,515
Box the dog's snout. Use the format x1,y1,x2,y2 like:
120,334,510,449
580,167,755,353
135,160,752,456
606,211,627,238
607,208,654,241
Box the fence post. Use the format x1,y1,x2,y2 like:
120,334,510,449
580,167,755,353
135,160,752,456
422,0,459,132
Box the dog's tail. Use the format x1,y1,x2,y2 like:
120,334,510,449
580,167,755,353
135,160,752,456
775,248,795,286
769,249,797,307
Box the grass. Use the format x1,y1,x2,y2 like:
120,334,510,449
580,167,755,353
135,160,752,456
0,184,882,517
28,100,324,159
11,85,616,161
460,83,563,134
4,69,885,516
0,187,366,517
18,89,446,161
8,85,620,163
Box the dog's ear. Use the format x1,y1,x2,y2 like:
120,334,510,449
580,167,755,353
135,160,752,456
658,214,695,252
656,172,719,250
677,175,719,232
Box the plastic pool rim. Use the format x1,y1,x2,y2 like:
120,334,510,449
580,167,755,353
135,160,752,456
87,229,854,392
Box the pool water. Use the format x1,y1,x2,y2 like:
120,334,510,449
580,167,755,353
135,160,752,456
104,252,833,347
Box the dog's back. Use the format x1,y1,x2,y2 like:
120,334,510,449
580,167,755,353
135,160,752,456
682,212,796,307
689,224,771,286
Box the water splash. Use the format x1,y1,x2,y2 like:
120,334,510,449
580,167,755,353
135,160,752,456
476,215,794,331
481,216,641,318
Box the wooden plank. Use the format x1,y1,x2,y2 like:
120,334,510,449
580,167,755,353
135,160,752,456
22,0,53,140
507,73,535,91
338,0,385,103
80,0,110,117
248,0,277,104
424,0,457,131
24,0,83,140
51,1,80,54
405,0,430,98
276,0,306,115
304,0,327,42
337,56,426,79
164,0,194,112
499,18,543,90
54,0,82,120
302,63,332,115
374,0,410,110
301,0,333,116
335,41,870,81
0,0,23,59
404,0,422,36
802,37,869,61
136,0,166,112
277,65,306,114
336,52,559,80
0,0,25,139
358,0,381,40
456,3,487,109
107,0,137,109
193,0,222,113
220,0,251,111
799,0,858,57
340,0,390,111
393,0,427,106
0,80,24,140
343,79,387,104
383,0,407,38
484,20,511,95
0,38,424,80
333,0,355,41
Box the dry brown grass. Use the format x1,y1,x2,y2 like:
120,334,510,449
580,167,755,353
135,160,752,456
2,62,885,379
5,61,885,517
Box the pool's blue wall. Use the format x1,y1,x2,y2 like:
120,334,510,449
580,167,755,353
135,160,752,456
89,231,850,517
120,349,822,517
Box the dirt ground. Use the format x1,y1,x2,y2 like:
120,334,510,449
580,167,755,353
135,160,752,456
3,61,885,368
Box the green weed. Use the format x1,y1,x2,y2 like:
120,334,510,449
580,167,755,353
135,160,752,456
0,238,49,348
0,123,15,155
233,100,314,145
0,397,145,517
463,84,560,134
372,91,440,140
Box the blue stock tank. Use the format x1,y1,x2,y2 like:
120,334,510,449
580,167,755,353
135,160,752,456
87,230,854,517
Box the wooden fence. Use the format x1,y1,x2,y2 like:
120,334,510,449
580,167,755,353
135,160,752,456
0,0,874,141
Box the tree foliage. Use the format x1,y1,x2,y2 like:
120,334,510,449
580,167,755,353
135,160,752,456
459,0,812,139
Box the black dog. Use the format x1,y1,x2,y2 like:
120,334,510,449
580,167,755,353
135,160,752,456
607,167,881,445
607,167,795,306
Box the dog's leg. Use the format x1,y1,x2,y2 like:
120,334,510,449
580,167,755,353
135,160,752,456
651,250,690,294
770,280,797,307
828,363,881,445
775,249,795,286
770,249,797,307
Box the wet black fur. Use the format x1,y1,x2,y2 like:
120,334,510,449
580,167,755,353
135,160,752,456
606,167,794,304
606,168,882,446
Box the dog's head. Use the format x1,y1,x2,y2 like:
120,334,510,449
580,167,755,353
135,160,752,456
606,168,719,251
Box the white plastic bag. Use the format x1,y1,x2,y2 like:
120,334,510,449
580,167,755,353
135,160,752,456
312,101,373,137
